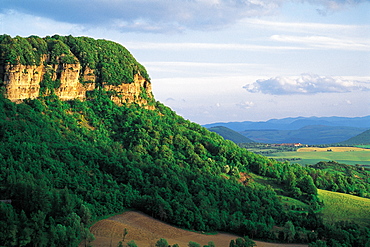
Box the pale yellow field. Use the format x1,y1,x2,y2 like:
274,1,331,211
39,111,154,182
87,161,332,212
297,147,370,152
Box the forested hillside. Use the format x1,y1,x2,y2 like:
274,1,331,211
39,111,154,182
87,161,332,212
208,126,255,144
0,35,369,247
340,129,370,145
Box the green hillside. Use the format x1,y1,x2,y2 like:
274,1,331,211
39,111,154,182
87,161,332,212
208,126,255,144
0,35,369,247
318,189,370,227
340,129,370,145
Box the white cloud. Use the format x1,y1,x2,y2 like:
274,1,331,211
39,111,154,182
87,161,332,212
244,73,370,95
1,0,366,33
0,0,282,33
237,101,255,109
304,0,368,11
126,41,306,51
243,19,367,35
271,35,370,51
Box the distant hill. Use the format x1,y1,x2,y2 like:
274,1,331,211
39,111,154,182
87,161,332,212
340,129,370,145
203,116,370,144
203,116,370,131
208,126,255,143
240,125,366,145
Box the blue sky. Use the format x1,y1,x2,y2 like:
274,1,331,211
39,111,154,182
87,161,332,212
1,0,369,124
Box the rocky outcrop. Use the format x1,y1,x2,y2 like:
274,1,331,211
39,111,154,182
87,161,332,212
51,61,95,101
103,74,155,110
0,56,153,108
1,63,43,102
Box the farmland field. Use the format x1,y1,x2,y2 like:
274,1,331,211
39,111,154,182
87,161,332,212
318,189,370,227
297,147,370,152
87,211,307,247
266,147,370,166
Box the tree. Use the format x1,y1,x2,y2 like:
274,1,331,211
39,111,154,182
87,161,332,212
122,228,128,242
235,237,244,247
308,240,328,247
231,237,256,247
0,203,18,246
283,221,296,242
298,176,317,195
208,241,216,247
229,240,235,247
156,238,169,247
127,240,138,247
242,236,256,247
81,226,95,247
189,241,201,247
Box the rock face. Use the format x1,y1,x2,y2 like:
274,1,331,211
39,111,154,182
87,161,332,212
103,74,155,110
0,55,153,108
1,63,43,101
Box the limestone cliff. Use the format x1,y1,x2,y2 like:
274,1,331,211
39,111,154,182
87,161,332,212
0,35,153,109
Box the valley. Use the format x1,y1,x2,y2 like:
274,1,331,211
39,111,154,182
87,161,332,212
204,116,370,145
266,146,370,166
238,143,370,166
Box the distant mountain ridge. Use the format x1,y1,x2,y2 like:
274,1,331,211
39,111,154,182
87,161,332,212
203,116,370,144
240,125,366,145
203,116,370,131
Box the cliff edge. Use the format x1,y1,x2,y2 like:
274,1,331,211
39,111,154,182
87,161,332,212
0,35,153,109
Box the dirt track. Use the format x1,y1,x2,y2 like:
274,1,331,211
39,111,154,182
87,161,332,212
88,211,307,247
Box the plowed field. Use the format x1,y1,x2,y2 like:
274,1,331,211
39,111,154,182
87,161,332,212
88,211,307,247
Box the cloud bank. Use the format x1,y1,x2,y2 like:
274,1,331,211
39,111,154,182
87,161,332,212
0,0,366,33
271,35,370,51
244,74,370,95
0,0,281,32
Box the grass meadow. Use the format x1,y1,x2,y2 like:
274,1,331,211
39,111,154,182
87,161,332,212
357,145,370,149
318,189,370,227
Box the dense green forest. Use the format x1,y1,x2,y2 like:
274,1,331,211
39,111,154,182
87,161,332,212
0,35,369,247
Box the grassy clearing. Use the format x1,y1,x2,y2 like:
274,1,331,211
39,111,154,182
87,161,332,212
317,189,370,227
278,196,310,212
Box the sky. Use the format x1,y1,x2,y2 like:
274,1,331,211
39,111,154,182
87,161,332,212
1,0,369,124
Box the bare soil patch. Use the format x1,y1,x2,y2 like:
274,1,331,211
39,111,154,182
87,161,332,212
88,211,307,247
